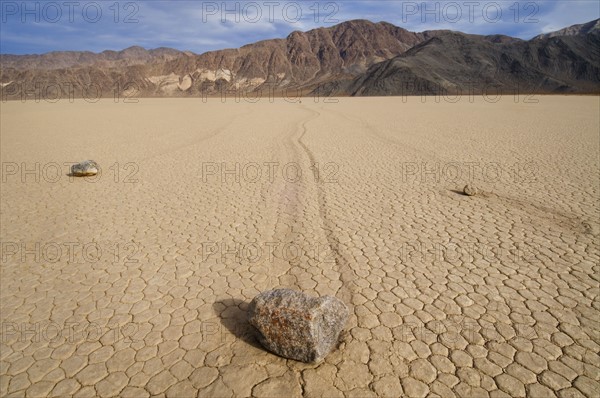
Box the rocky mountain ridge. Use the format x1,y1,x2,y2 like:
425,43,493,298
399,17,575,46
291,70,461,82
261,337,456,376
1,18,598,99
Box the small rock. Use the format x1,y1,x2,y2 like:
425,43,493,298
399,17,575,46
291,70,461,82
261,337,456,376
248,288,349,363
71,160,99,176
463,184,479,196
582,221,599,235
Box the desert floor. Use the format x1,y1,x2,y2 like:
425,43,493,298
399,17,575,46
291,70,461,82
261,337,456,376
1,96,599,397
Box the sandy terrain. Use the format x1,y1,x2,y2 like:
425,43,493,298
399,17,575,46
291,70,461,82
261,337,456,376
1,96,599,397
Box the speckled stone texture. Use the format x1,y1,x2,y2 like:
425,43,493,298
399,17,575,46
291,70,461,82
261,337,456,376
463,184,479,196
248,289,349,363
70,160,99,176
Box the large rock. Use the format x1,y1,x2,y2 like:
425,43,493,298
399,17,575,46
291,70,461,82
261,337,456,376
248,289,349,363
71,160,99,176
463,184,479,196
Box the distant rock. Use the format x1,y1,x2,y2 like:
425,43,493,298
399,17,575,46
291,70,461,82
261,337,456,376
248,289,348,363
463,184,479,196
71,160,99,176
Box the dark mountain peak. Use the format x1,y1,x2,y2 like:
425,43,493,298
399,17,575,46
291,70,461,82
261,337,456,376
122,45,146,51
151,47,190,55
411,30,522,50
347,23,599,97
333,19,377,28
484,34,523,44
376,21,400,27
119,46,150,57
413,30,473,46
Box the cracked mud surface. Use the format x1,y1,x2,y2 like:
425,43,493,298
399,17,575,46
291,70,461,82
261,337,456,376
1,97,599,397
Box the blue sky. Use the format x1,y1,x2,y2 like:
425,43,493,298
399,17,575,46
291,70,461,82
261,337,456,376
1,1,599,54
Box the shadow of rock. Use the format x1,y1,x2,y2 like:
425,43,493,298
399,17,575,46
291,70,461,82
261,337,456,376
450,189,469,196
65,173,95,178
212,298,262,350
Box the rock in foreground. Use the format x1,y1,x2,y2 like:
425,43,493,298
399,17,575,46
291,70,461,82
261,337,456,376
71,160,99,176
248,289,349,363
463,184,479,196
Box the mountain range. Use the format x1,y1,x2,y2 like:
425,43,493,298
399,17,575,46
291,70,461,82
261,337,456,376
1,18,598,99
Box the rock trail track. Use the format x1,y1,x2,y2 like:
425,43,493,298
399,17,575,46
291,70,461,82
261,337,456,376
0,97,598,397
